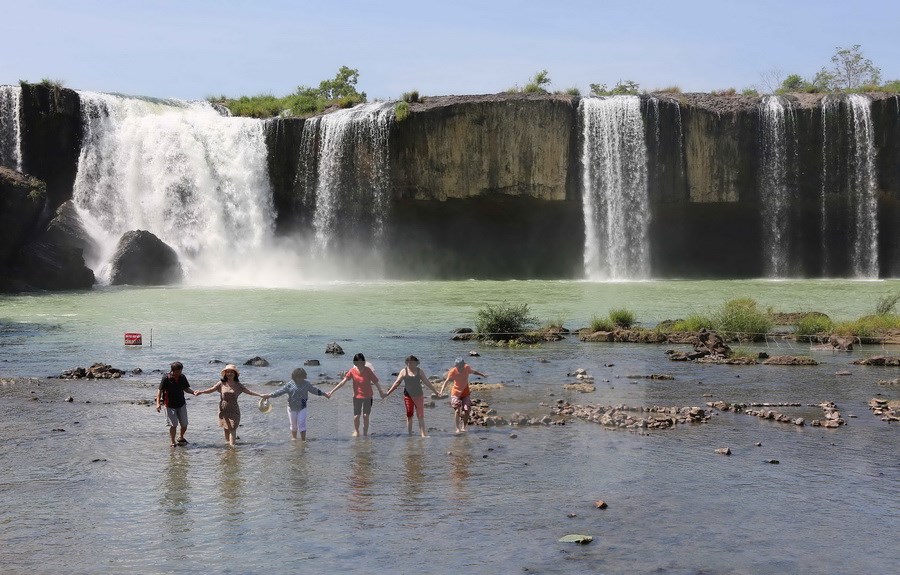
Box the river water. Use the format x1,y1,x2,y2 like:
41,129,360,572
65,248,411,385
1,280,898,574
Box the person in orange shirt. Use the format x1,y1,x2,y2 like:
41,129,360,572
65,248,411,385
329,353,386,437
439,358,487,433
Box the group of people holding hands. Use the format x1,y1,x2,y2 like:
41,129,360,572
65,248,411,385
155,354,487,447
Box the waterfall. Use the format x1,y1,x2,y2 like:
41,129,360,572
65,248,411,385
819,95,840,276
295,103,393,260
72,91,276,284
846,94,879,278
580,96,650,280
758,95,797,278
0,85,22,171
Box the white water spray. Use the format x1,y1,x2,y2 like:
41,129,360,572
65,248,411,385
580,96,650,280
846,94,879,278
0,85,22,171
72,92,277,285
298,103,393,257
759,95,797,277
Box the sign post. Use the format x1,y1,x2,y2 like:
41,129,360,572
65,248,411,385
124,333,143,346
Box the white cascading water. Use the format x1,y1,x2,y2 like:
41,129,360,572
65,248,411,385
758,95,797,278
819,95,840,276
580,96,650,280
0,85,22,171
846,94,879,278
300,103,393,258
72,91,279,285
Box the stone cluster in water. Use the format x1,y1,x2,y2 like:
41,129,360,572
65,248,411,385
552,401,710,430
868,398,900,422
55,363,125,380
707,400,845,428
852,356,900,366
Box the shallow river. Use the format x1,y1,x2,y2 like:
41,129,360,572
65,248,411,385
0,280,898,574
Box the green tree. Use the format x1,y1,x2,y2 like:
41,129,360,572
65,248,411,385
316,65,364,100
523,70,552,93
819,44,881,91
780,74,805,92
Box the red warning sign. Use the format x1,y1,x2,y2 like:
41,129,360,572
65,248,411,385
125,333,143,346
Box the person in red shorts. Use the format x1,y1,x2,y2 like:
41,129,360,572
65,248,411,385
439,357,487,433
385,355,440,437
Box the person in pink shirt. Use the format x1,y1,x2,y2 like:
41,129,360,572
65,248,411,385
329,353,386,437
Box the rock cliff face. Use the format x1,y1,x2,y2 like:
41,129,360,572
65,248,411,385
18,83,82,213
6,87,900,285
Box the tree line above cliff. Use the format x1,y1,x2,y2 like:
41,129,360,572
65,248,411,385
199,45,898,118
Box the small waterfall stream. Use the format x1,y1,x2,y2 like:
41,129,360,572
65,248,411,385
846,94,879,278
72,92,275,284
294,103,393,260
580,96,650,280
0,85,22,171
758,95,797,278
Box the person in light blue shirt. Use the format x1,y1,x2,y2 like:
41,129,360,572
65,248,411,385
263,367,330,440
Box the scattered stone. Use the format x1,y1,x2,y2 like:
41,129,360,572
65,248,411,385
65,396,73,402
563,382,596,393
209,359,225,364
538,358,550,363
91,458,107,463
567,513,577,518
877,378,899,386
244,356,269,367
594,500,608,509
835,371,851,376
553,402,710,430
325,342,344,355
468,350,480,357
625,374,675,380
57,363,124,380
52,428,65,432
568,368,589,377
131,368,142,375
715,447,731,455
509,433,517,439
304,359,320,366
867,398,900,422
766,459,780,464
755,442,762,447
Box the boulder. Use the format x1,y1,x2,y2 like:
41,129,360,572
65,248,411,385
244,356,269,367
109,230,182,285
14,200,96,291
326,342,344,355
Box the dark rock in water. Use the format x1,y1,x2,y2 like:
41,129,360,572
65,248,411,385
304,359,320,366
131,368,142,375
326,342,344,355
244,356,269,367
109,230,182,286
209,359,224,364
65,396,73,402
468,350,480,357
594,500,608,509
761,355,818,366
453,327,473,334
766,459,780,464
852,355,900,366
757,352,770,359
715,447,731,455
828,335,854,351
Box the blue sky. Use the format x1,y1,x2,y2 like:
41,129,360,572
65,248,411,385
2,0,898,100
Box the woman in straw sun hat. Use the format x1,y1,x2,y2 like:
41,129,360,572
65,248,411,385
194,364,266,446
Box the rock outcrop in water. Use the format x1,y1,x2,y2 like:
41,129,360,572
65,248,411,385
109,230,183,286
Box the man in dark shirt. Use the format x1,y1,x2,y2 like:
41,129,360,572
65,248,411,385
155,361,195,447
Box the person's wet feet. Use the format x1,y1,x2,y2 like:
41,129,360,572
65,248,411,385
177,438,188,444
170,443,177,448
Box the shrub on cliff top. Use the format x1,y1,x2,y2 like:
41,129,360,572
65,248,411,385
402,90,420,103
475,302,538,341
394,101,410,122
